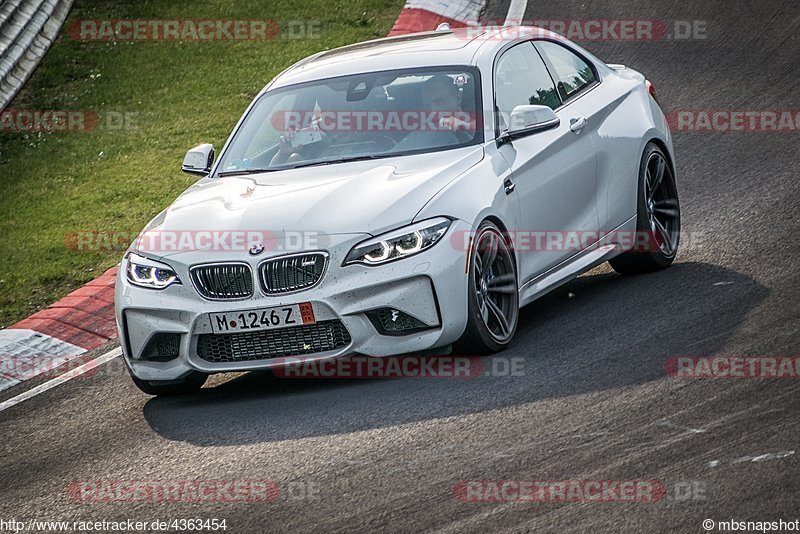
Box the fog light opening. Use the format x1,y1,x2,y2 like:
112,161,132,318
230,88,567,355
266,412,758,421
140,333,182,362
366,308,434,336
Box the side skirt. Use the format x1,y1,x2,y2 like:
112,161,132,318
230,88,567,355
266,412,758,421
517,215,636,307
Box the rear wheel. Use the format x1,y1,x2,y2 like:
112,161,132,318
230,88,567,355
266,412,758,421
128,367,207,396
455,221,519,355
609,143,680,274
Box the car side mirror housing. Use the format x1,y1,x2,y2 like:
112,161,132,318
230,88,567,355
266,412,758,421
498,105,560,145
181,143,215,176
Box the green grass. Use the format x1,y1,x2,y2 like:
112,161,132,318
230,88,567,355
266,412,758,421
0,0,404,327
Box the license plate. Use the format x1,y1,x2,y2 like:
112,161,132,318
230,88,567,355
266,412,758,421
210,302,315,334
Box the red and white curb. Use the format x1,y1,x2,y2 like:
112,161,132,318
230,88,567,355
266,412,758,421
0,0,532,398
0,267,118,392
389,0,485,35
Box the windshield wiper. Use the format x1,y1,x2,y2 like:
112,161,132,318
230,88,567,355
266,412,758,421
288,153,404,169
218,154,405,175
216,168,277,177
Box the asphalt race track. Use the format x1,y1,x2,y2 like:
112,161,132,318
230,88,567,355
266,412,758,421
1,1,799,532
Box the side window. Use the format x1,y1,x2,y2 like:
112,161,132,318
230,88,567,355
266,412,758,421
495,42,561,130
536,41,597,100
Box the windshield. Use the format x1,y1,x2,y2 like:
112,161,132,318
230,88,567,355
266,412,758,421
215,66,482,174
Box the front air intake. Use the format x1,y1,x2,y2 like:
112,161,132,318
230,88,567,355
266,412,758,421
196,320,351,363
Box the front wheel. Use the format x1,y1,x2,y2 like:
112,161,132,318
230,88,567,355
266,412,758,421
609,142,681,274
455,221,519,355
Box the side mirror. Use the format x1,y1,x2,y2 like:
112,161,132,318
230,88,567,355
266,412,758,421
181,143,215,176
498,105,560,145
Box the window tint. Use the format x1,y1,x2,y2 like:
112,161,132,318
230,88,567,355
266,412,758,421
495,42,560,129
536,41,596,100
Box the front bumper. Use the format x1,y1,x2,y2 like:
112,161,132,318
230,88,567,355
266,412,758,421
115,223,471,382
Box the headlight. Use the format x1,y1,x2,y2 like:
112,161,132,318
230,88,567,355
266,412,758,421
126,253,180,289
344,217,451,266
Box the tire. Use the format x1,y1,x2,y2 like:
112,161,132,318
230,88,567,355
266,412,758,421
609,142,681,274
128,367,207,396
455,220,519,355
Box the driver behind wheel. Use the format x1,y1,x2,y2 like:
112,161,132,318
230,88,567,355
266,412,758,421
270,123,328,167
422,74,471,132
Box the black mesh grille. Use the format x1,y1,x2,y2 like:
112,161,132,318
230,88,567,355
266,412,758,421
196,320,351,363
191,263,253,300
141,333,181,362
260,253,326,295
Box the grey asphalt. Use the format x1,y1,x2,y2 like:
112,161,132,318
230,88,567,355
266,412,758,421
1,1,799,532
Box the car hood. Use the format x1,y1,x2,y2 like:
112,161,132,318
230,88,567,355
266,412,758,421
151,145,483,242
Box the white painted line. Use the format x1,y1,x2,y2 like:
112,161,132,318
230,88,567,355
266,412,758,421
0,328,85,358
0,328,86,393
504,0,528,25
0,347,121,413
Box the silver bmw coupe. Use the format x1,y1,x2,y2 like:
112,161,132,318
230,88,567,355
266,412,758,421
116,25,680,394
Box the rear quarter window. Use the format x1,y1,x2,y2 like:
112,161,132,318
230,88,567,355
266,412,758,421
536,41,597,100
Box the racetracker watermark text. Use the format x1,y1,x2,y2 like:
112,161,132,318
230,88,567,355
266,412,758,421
454,479,707,503
0,110,139,132
66,479,321,503
667,110,800,132
457,20,708,41
68,19,321,41
666,356,800,378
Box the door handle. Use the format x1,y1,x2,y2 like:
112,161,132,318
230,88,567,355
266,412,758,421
504,179,516,195
570,117,587,133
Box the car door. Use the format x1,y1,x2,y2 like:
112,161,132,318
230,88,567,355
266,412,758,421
494,41,600,284
535,39,627,231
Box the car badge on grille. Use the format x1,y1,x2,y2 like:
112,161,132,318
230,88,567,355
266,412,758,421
249,243,265,255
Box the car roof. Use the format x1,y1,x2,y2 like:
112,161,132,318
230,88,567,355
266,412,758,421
267,26,565,90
